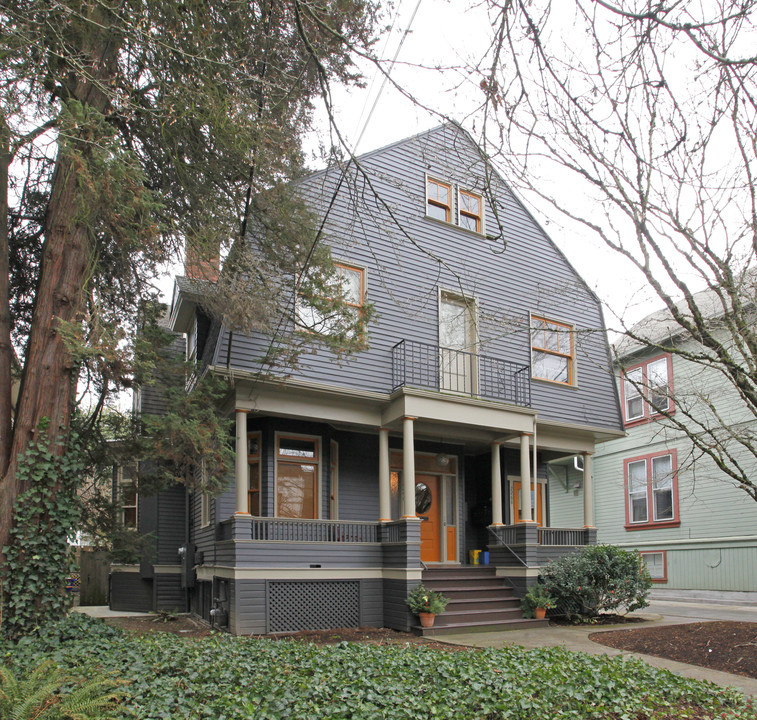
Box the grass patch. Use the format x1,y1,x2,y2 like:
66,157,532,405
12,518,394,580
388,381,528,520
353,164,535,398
2,614,754,719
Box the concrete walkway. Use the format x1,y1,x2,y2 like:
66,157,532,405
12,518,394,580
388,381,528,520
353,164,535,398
438,611,757,698
74,606,152,619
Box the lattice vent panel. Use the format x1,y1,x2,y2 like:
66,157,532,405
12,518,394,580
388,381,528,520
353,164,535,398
269,581,360,632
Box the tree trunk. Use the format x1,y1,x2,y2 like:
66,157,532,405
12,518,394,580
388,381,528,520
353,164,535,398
0,114,11,480
0,6,119,559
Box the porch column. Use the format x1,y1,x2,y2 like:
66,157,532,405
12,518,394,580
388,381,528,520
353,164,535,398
235,409,250,515
490,442,503,525
519,432,533,523
378,428,391,522
402,417,416,518
583,451,595,528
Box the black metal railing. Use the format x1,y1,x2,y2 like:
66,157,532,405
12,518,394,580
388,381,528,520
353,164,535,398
391,339,531,406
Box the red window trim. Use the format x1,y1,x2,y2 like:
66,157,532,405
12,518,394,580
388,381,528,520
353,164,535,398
639,550,668,583
620,353,675,428
623,449,680,530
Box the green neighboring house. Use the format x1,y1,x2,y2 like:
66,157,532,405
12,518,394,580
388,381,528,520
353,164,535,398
550,287,757,600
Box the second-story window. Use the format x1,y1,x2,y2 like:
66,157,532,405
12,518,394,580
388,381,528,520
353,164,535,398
621,354,673,425
625,450,679,529
296,262,364,335
458,190,482,233
427,177,451,222
530,315,575,385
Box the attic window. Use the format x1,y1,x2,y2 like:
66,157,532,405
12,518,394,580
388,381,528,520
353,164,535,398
427,178,451,222
458,190,482,233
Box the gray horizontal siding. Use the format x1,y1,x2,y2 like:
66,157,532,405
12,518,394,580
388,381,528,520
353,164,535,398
217,124,621,432
231,579,267,635
155,574,186,612
222,541,384,567
360,579,384,626
382,579,416,632
111,573,152,612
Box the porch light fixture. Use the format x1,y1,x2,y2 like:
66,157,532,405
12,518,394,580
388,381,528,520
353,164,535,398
435,452,450,468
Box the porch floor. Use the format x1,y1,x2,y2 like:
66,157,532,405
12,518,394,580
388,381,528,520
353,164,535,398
414,566,548,637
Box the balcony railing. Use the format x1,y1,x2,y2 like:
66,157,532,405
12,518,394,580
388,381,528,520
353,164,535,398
391,339,531,407
250,517,379,543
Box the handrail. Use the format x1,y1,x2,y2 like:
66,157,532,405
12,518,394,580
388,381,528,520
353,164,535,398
250,517,379,543
487,525,530,568
391,339,531,406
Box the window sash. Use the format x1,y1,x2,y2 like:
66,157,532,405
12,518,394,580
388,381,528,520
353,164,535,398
647,358,670,413
624,367,644,420
427,178,451,222
531,316,574,384
459,190,482,232
626,453,675,525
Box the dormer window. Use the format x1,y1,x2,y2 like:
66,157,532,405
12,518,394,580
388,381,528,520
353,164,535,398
458,190,482,233
426,178,451,222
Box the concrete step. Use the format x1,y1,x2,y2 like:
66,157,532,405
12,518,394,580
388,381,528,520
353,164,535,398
415,617,548,636
435,608,525,625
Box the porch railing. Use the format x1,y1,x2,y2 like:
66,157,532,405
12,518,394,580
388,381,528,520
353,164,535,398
537,527,588,546
250,517,379,543
488,525,518,546
391,339,531,407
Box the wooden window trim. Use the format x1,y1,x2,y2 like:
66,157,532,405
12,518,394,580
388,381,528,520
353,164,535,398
530,314,576,386
274,432,321,519
117,467,138,529
620,353,675,427
639,550,668,583
426,177,452,223
295,261,364,334
458,189,483,234
623,449,680,530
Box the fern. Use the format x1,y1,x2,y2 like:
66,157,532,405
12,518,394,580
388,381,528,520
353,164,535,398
0,659,123,720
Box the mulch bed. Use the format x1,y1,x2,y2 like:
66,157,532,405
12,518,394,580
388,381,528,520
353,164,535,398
104,617,468,651
591,621,757,679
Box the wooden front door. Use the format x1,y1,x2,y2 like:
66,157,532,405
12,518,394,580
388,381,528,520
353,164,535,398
417,474,441,562
512,479,545,526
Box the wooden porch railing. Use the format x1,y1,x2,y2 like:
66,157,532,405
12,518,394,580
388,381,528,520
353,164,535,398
537,527,588,546
250,517,379,543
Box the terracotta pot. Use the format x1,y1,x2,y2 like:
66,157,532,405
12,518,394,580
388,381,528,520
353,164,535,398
419,612,436,628
535,607,547,620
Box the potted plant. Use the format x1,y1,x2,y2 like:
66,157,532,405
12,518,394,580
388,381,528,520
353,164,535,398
406,584,449,628
521,584,556,619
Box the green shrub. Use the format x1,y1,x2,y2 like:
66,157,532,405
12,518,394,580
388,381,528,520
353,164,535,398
405,584,449,615
0,659,123,719
520,584,556,618
540,544,651,621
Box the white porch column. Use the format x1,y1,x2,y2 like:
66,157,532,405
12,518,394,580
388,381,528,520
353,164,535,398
235,409,250,515
519,432,533,523
378,428,391,522
402,417,416,518
490,442,503,525
583,451,595,528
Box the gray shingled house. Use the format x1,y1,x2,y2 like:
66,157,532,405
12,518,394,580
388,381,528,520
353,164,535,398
110,124,624,635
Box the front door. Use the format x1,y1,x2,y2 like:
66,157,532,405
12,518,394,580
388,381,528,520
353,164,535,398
417,474,441,562
512,479,545,526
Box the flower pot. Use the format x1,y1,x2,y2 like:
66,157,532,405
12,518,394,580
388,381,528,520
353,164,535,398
535,607,547,620
418,612,435,628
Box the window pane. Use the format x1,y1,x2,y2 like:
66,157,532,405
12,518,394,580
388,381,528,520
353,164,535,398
642,552,665,579
647,358,669,412
445,479,456,525
631,494,648,522
277,463,316,518
654,488,673,520
628,460,647,491
627,396,644,419
625,368,643,419
340,267,362,305
123,507,137,528
427,202,448,222
651,455,672,488
248,435,260,457
279,437,316,459
533,351,569,383
460,213,478,231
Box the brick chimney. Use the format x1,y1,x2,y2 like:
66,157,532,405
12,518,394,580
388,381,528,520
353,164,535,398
184,239,220,282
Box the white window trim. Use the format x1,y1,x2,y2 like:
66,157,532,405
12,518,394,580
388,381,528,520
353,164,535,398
273,431,322,519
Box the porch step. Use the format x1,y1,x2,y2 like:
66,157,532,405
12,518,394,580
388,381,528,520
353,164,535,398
416,566,546,637
414,617,549,637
